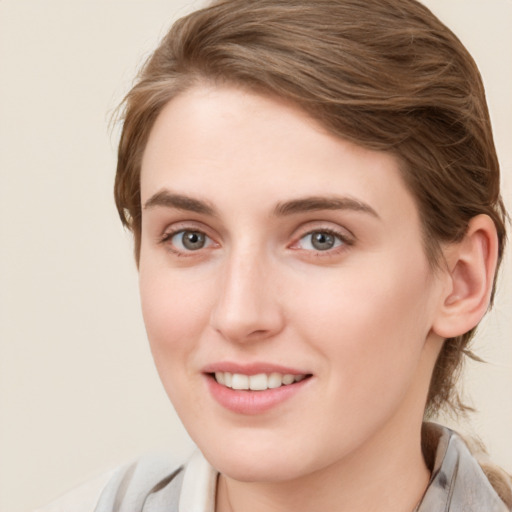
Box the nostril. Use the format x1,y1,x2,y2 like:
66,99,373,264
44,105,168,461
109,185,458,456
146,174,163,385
247,329,271,337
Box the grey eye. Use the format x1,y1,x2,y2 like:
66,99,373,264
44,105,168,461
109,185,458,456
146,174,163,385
311,232,335,250
299,231,343,251
172,230,207,251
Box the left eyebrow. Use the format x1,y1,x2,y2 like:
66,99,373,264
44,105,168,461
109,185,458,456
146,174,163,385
273,196,380,219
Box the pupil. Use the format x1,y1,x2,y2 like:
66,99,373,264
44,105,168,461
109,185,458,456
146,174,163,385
312,232,334,250
183,231,205,250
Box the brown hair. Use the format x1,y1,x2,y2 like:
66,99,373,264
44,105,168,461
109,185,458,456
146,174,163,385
114,0,507,417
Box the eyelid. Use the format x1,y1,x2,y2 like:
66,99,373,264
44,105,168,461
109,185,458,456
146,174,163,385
158,221,220,256
288,223,355,254
158,219,216,239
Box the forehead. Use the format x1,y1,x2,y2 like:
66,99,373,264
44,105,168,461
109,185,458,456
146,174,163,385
140,85,419,224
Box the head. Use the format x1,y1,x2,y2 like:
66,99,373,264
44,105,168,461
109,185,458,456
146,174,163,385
115,0,507,422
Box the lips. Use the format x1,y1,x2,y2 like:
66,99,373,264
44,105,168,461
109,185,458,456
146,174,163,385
203,362,312,414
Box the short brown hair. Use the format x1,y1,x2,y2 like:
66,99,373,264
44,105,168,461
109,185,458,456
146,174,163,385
114,0,508,416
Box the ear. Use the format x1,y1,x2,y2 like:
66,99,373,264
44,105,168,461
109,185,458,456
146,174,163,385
432,214,499,339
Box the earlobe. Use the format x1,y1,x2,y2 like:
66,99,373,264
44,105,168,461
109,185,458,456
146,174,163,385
432,214,499,339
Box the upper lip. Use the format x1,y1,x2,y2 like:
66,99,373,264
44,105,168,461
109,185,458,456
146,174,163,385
202,361,310,376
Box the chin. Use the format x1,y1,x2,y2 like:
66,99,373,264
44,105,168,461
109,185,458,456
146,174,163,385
210,453,304,483
195,429,324,483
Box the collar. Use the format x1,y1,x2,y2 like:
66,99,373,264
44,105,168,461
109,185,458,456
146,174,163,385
179,450,218,512
416,423,508,511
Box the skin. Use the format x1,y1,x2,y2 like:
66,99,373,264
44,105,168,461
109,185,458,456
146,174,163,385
138,84,453,512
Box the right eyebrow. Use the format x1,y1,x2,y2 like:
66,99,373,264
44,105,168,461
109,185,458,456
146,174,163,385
143,190,217,216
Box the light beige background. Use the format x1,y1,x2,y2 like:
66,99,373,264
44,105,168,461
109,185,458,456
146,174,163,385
0,1,511,511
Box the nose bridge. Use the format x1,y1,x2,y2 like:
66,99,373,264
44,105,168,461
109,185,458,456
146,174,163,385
211,242,283,342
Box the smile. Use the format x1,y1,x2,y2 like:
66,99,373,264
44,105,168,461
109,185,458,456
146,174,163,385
214,372,307,391
204,366,313,414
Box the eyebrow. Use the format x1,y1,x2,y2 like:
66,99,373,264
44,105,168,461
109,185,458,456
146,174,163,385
143,190,379,219
143,190,217,216
273,196,380,218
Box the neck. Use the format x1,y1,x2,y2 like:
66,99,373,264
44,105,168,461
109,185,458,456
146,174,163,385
216,420,430,512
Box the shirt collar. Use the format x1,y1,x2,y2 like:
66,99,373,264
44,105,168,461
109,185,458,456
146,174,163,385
416,423,508,511
179,450,217,512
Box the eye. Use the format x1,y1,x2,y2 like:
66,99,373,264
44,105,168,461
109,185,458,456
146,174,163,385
297,230,345,251
166,229,214,252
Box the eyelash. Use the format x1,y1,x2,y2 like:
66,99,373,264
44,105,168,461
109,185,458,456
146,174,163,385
291,227,354,256
159,228,217,257
158,226,354,257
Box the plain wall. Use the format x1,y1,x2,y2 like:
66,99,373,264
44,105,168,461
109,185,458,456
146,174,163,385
0,1,511,511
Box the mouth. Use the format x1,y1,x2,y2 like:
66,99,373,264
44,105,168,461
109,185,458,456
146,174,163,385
203,365,313,414
211,371,309,391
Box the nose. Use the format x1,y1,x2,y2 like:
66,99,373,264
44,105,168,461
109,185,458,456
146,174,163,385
210,249,285,343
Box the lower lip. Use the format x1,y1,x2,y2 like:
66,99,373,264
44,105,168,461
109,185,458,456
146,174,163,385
205,375,311,415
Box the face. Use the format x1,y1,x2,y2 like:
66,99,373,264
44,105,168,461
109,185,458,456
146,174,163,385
139,85,446,483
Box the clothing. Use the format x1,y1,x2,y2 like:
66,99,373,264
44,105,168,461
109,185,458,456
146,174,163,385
414,424,510,511
36,424,510,512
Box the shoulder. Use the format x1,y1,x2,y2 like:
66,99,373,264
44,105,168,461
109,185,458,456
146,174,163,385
94,452,185,512
34,453,184,512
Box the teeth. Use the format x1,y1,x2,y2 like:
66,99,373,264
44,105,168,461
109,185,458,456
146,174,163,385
214,372,307,390
282,374,295,385
268,372,282,389
231,373,249,390
249,373,268,391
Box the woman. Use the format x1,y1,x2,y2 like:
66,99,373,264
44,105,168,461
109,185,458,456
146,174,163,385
39,0,511,510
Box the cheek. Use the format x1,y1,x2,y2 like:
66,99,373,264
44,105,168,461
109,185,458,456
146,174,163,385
294,256,436,401
298,258,431,334
138,264,212,371
138,266,217,426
